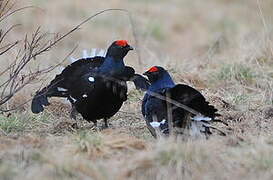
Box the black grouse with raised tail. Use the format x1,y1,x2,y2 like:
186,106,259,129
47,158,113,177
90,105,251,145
31,40,149,127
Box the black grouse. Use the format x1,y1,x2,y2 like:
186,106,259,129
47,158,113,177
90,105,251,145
31,40,149,127
142,66,223,138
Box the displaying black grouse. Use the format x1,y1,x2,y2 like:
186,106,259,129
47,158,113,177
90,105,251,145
31,40,149,127
142,66,223,138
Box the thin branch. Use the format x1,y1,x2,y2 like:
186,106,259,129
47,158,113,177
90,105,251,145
0,6,34,22
146,90,201,116
127,13,142,66
0,46,77,112
256,0,273,57
166,91,173,135
32,8,131,57
0,24,20,44
0,8,135,112
0,40,19,55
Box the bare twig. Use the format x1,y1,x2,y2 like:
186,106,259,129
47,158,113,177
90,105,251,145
146,91,201,116
0,46,77,112
0,40,19,55
166,91,173,135
0,4,135,112
0,6,34,22
127,13,142,66
256,0,273,57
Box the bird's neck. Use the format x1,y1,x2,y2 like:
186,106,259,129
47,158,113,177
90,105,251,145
99,56,125,74
148,72,175,92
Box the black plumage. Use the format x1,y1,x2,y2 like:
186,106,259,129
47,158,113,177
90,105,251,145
141,66,223,138
31,40,149,127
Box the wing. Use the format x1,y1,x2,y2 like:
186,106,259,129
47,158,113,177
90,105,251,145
105,66,150,99
57,56,104,88
130,74,150,91
168,84,219,118
110,66,135,80
168,84,224,137
68,71,98,100
111,66,150,90
31,56,104,114
142,84,223,138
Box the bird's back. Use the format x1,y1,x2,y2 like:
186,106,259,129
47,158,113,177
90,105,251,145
169,84,218,118
143,84,220,137
53,56,105,90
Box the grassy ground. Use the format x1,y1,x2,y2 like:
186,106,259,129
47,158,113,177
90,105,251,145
1,0,273,179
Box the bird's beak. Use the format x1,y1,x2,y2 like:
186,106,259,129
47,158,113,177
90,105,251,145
126,45,134,51
143,71,149,76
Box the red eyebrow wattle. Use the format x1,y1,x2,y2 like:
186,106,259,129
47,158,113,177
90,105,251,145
115,40,128,47
148,66,159,72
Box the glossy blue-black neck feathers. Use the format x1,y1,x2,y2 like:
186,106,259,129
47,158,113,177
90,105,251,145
148,71,175,92
99,56,125,74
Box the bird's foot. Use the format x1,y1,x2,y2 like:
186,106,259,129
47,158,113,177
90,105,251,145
90,121,113,131
101,122,113,130
71,122,79,129
70,106,79,120
90,122,100,131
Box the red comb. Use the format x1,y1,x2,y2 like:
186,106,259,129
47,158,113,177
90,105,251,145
148,66,159,72
115,40,128,47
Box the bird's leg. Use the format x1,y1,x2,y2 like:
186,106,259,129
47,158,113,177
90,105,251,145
91,121,99,131
70,105,78,120
103,118,109,128
69,105,79,129
71,122,79,129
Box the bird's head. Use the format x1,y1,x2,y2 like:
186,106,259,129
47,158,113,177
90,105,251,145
106,40,134,59
143,66,167,83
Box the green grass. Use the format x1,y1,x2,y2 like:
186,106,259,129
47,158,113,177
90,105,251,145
0,112,53,134
0,115,28,133
74,130,103,153
127,89,144,102
215,63,255,84
232,94,249,105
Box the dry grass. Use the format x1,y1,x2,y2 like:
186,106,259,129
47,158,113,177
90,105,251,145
1,0,273,179
0,130,273,180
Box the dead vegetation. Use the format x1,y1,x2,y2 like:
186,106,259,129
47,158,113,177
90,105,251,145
0,130,273,180
1,0,273,179
0,0,69,113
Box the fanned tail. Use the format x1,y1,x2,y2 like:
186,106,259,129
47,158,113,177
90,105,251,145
189,114,227,137
31,88,50,114
31,80,68,113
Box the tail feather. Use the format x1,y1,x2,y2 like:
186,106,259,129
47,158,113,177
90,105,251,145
31,74,70,114
189,114,227,137
31,91,50,114
212,119,228,126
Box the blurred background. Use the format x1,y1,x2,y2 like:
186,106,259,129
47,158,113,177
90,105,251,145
1,1,273,179
1,0,273,115
7,0,273,69
3,0,272,108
